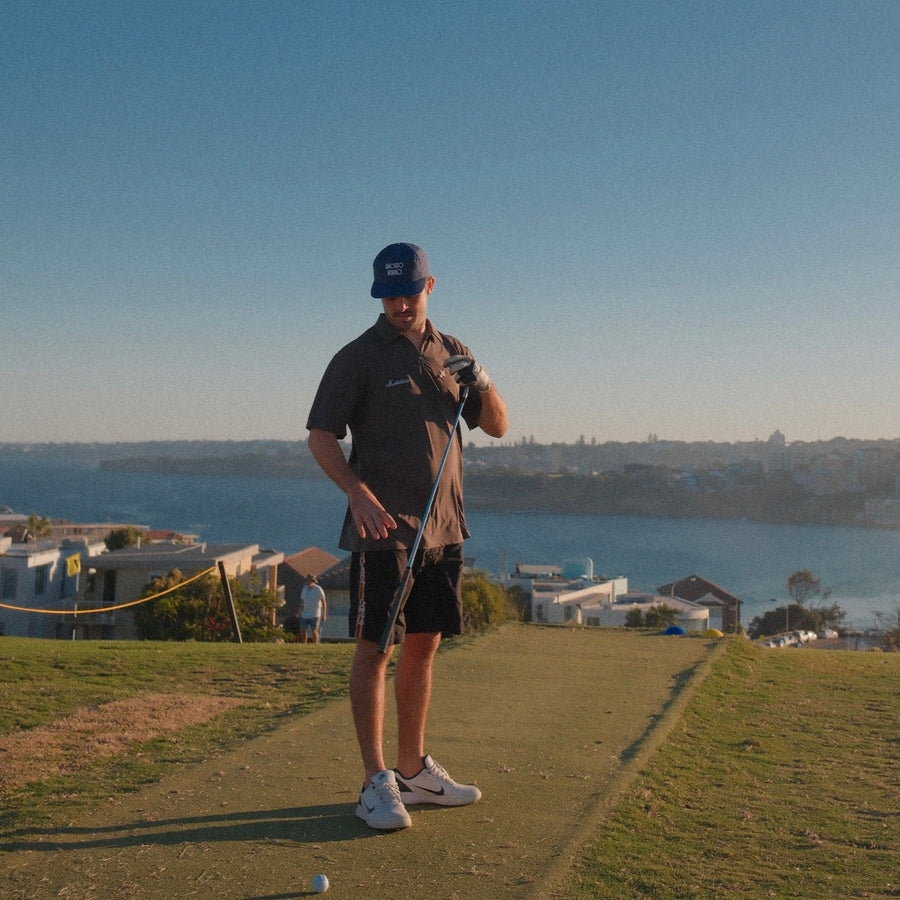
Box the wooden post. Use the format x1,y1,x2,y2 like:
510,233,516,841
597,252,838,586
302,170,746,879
218,561,243,644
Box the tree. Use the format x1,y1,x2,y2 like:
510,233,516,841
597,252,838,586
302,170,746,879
134,569,282,642
787,569,821,607
105,526,146,551
27,513,52,538
504,583,531,622
815,602,846,632
461,570,513,632
625,604,680,629
748,599,846,640
874,606,900,652
749,604,813,639
645,604,681,630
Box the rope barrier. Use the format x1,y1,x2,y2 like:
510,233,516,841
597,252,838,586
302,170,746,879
0,566,217,616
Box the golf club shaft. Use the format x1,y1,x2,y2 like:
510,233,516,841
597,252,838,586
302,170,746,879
378,385,470,653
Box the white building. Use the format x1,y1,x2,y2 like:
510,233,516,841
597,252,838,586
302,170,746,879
582,592,709,632
508,557,629,626
0,535,105,638
508,558,712,632
80,542,284,640
1,532,284,641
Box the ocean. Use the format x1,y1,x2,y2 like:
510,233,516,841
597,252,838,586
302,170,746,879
2,456,898,630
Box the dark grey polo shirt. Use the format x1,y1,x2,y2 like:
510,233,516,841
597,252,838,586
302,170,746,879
306,314,483,553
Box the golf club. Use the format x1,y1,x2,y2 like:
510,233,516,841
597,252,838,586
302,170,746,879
378,384,470,653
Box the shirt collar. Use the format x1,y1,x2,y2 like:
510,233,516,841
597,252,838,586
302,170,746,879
374,313,438,346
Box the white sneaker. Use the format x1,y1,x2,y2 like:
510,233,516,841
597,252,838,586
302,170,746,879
355,769,412,830
395,755,482,807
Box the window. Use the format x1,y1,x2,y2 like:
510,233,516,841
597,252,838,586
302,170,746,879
1,567,18,601
102,570,117,605
35,564,49,596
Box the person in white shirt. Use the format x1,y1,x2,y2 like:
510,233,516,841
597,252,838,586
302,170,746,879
299,574,327,643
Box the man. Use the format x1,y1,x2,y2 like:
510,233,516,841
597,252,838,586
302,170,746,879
306,242,508,830
299,574,327,643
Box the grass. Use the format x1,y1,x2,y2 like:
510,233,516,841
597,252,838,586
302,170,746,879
563,640,900,900
2,632,897,899
0,637,359,835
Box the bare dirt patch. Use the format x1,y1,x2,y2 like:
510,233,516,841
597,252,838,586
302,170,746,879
0,693,242,795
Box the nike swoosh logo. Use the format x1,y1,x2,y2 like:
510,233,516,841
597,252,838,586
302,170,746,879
402,783,445,796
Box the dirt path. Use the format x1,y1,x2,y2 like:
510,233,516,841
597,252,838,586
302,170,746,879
2,626,719,899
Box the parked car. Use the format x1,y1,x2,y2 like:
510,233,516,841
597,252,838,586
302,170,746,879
764,635,793,648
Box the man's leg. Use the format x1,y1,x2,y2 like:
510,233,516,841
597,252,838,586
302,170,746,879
350,638,393,781
351,638,412,830
391,629,483,808
394,631,441,778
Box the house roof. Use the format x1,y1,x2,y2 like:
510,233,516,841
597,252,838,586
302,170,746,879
145,529,199,544
317,555,352,590
85,542,261,572
514,563,562,577
281,547,340,578
657,574,741,608
277,547,342,600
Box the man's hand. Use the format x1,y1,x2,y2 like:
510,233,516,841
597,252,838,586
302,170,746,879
347,483,397,540
445,354,492,392
308,428,397,540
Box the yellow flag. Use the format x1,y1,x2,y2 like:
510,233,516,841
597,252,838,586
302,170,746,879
66,554,81,577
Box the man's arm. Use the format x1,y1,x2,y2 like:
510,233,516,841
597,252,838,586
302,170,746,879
307,428,397,540
475,386,508,439
444,354,508,439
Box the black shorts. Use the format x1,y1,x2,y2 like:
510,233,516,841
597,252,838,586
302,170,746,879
349,544,464,644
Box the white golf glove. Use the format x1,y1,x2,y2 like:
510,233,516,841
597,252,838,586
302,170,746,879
445,354,492,393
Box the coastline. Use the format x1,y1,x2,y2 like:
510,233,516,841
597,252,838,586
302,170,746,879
95,454,899,531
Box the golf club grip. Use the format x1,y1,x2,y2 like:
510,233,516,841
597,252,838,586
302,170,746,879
378,567,415,653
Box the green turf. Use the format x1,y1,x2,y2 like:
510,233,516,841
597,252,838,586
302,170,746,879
1,630,896,899
563,640,899,900
0,638,357,834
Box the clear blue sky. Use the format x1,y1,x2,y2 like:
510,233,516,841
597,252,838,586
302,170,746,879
3,1,898,445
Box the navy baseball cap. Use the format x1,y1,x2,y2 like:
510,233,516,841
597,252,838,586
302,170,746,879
370,242,430,298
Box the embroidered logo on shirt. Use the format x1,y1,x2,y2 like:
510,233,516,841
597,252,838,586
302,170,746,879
386,376,410,388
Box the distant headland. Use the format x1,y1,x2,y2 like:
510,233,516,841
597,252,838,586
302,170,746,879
2,435,898,529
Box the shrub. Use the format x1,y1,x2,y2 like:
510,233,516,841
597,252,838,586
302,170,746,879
505,582,532,622
625,608,645,628
462,570,513,632
134,569,282,642
625,604,680,629
645,604,680,630
748,602,846,640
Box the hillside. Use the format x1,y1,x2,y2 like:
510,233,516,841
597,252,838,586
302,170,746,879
2,437,898,528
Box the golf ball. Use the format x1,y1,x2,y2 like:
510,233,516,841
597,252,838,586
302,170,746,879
311,873,329,893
